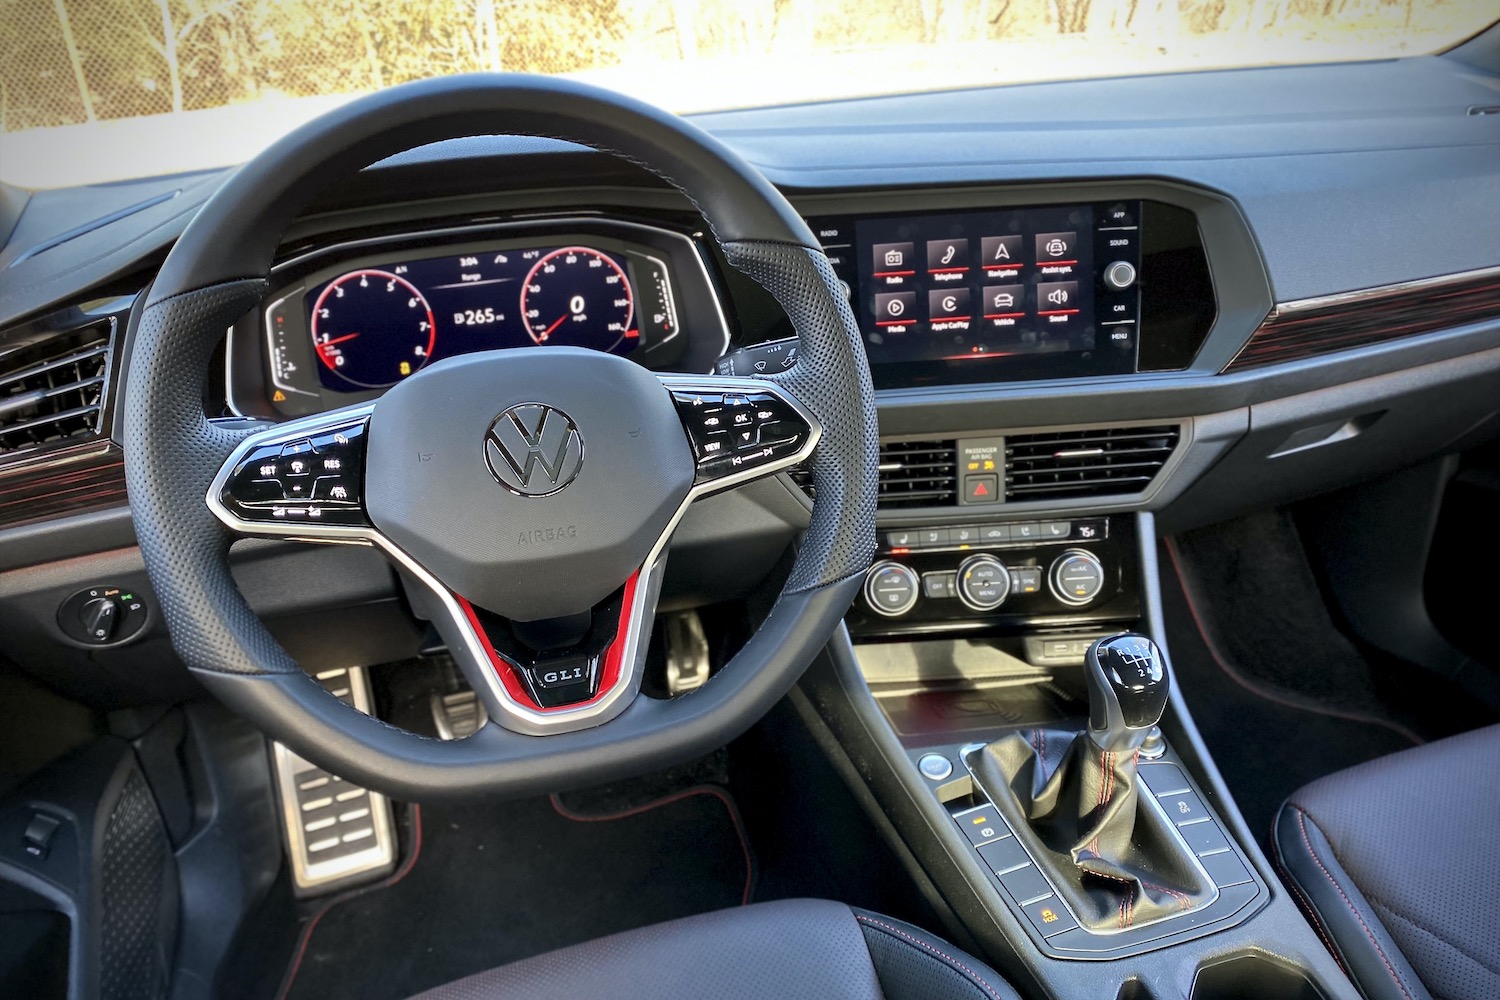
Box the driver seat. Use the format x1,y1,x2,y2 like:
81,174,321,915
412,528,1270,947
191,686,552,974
407,898,1020,1000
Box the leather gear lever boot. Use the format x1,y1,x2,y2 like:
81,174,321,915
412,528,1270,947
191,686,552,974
968,635,1214,932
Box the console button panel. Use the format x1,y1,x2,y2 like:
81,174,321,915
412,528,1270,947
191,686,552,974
918,740,1265,959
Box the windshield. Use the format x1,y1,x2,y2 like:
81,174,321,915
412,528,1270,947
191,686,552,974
1,0,1494,189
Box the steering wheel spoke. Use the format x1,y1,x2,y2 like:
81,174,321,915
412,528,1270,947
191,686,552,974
659,374,820,494
208,403,375,538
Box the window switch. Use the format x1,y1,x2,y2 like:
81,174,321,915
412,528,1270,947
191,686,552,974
23,812,61,859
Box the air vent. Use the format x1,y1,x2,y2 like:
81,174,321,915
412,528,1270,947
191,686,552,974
1005,425,1179,502
878,439,958,509
786,439,959,508
0,318,114,455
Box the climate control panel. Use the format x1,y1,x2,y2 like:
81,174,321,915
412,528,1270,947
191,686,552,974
849,516,1137,636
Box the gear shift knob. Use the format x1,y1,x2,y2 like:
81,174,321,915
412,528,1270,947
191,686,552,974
1085,633,1169,752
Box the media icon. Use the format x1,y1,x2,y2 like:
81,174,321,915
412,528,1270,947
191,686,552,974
873,242,915,274
874,291,917,324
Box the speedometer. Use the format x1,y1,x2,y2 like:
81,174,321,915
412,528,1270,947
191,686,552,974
311,269,436,389
520,247,635,351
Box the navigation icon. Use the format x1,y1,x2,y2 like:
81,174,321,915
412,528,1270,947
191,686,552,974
981,235,1022,269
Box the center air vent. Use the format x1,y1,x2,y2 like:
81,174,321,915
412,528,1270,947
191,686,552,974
877,439,958,509
1005,425,1180,502
0,318,114,455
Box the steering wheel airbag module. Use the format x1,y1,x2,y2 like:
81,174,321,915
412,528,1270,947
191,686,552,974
124,74,877,800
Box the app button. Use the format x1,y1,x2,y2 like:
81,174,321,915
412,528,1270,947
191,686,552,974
981,235,1022,270
926,239,970,272
874,291,917,325
1036,232,1077,262
1037,281,1080,314
928,288,971,321
982,283,1026,317
873,242,915,274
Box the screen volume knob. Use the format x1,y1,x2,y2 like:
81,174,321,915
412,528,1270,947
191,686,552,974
864,561,920,617
957,554,1011,612
1103,261,1137,291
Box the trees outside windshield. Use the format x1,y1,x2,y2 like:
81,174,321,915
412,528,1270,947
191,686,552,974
0,0,1492,185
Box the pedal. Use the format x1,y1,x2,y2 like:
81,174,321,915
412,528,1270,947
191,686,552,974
273,666,397,896
664,610,711,695
431,689,487,740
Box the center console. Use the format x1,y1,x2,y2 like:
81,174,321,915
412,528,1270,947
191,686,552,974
794,510,1355,1000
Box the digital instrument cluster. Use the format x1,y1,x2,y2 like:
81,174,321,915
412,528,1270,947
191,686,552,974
251,224,707,418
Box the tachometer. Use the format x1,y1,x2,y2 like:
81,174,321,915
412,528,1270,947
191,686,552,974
310,269,436,389
520,247,634,351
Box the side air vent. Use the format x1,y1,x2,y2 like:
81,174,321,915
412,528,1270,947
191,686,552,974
1005,425,1180,502
0,318,114,455
878,439,958,509
786,439,959,508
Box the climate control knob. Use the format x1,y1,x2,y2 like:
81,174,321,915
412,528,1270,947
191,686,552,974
1049,549,1106,606
864,561,920,617
957,554,1011,612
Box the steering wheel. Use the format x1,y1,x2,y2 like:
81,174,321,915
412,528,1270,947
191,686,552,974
124,75,877,800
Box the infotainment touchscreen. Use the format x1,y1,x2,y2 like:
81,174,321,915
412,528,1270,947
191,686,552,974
809,201,1143,387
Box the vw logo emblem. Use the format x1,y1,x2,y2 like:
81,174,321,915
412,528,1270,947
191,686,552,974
483,403,584,496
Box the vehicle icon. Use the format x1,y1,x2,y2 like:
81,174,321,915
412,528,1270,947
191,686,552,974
991,291,1015,308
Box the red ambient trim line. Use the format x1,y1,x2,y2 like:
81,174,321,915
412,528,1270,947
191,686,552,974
455,570,640,713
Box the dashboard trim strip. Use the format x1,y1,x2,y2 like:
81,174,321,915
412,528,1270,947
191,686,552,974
1222,264,1500,372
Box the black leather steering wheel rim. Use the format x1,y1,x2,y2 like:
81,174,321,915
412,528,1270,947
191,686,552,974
124,74,877,800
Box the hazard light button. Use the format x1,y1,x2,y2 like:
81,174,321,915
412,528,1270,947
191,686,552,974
964,474,999,503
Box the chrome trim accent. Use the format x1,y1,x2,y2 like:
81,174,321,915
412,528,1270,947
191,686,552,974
1270,264,1500,317
206,374,821,736
226,217,731,416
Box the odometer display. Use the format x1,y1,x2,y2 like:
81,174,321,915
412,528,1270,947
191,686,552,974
303,244,645,393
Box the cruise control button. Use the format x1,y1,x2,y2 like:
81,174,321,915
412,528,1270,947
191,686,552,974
281,478,315,501
280,439,316,459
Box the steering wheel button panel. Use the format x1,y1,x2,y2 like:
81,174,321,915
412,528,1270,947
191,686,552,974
666,381,816,488
219,417,370,527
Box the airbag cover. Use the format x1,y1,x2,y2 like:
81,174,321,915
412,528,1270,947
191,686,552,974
366,348,693,620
